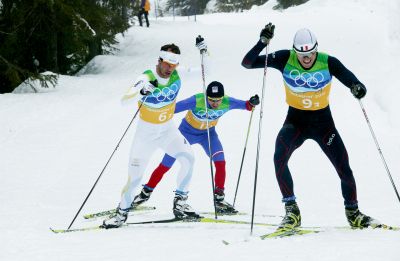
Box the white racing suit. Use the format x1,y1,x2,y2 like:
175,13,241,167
119,69,194,210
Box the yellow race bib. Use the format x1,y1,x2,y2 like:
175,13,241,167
185,111,218,130
285,83,331,110
139,101,176,124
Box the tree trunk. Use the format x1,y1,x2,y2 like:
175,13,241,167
48,1,59,72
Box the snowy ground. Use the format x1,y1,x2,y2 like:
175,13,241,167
1,0,400,260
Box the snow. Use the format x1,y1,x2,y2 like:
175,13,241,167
1,0,400,260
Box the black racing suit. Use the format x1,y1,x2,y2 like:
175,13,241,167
242,40,364,208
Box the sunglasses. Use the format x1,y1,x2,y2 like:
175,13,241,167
161,60,178,69
207,97,223,102
294,48,317,59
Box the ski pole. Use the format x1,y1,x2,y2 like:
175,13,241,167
197,35,218,219
251,45,269,235
358,99,400,203
67,97,147,229
233,109,255,208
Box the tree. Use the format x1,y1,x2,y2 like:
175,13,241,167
0,0,133,93
216,0,269,12
165,0,210,16
274,0,309,10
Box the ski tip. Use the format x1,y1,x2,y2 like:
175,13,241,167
49,227,64,234
372,224,400,231
222,240,230,245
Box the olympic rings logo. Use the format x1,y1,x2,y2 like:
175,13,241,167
196,109,224,120
151,83,179,102
289,69,325,88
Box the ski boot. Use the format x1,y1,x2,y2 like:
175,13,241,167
131,186,153,208
173,193,201,220
102,207,128,229
214,191,238,215
345,207,380,228
278,202,301,229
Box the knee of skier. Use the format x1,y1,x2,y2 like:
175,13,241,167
161,153,176,168
174,151,194,166
273,144,286,164
212,151,225,162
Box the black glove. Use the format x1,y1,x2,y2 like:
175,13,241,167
249,94,260,107
260,22,275,45
350,83,366,99
196,35,207,53
140,79,158,96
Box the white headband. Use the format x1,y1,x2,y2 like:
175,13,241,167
159,50,180,65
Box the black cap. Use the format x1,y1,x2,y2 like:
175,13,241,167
206,81,224,98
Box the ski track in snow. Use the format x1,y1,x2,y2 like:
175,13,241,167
1,0,399,260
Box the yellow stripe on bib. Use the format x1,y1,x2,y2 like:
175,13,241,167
139,101,176,124
185,111,218,130
285,83,331,110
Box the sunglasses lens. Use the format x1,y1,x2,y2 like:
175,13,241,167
296,51,315,58
208,97,222,102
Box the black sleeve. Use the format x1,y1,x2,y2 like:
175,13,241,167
241,41,289,73
328,56,363,88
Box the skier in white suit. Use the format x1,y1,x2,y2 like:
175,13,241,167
103,43,200,228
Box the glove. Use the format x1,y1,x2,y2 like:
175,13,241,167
133,75,158,96
350,83,366,99
196,35,207,53
260,22,275,45
249,94,260,107
140,80,158,95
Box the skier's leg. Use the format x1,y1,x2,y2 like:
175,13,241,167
145,126,196,191
163,127,199,218
119,123,157,209
145,154,176,189
198,130,225,192
197,130,237,213
273,122,305,228
103,121,158,228
314,124,358,208
163,129,194,194
314,124,381,228
274,122,305,203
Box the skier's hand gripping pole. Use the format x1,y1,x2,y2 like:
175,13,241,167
251,22,274,235
66,95,149,230
197,35,218,219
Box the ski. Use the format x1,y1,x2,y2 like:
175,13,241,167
259,223,399,239
50,226,103,234
303,223,400,231
260,227,319,239
50,217,276,234
328,224,400,231
83,205,156,219
200,211,247,216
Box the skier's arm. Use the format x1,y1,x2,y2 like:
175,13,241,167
175,95,196,113
328,56,367,99
228,95,259,111
328,56,363,87
228,97,248,110
121,74,155,105
241,43,290,73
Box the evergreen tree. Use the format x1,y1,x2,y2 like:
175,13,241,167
0,0,133,93
215,0,309,12
274,0,309,10
216,0,269,12
165,0,210,16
